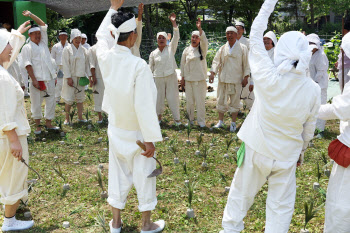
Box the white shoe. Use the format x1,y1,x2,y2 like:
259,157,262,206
97,120,103,124
109,219,121,233
1,217,34,231
34,130,41,135
213,121,224,128
140,220,165,233
230,122,237,132
79,119,88,123
47,126,60,130
63,121,70,125
198,123,206,128
174,121,182,126
185,121,194,127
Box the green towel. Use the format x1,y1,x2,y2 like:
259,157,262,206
79,77,90,86
237,142,245,168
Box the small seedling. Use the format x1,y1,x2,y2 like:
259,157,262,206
313,162,321,190
196,133,203,150
303,200,323,231
69,108,76,123
53,163,69,190
96,168,108,199
183,162,187,175
95,211,108,233
201,144,210,167
169,140,179,164
184,181,197,218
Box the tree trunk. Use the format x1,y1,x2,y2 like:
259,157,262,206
155,4,159,27
228,5,234,25
144,5,153,39
310,0,315,29
294,0,298,20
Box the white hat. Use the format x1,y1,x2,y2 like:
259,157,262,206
307,33,321,50
226,26,237,33
235,22,246,34
0,28,10,54
264,31,278,47
81,33,87,39
70,29,82,43
28,26,41,34
157,32,167,39
192,31,200,37
107,15,137,44
274,31,311,75
342,32,350,59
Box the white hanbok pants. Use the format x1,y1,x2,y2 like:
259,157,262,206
93,78,105,113
185,80,206,126
0,136,28,205
324,163,350,233
61,77,86,106
154,73,180,121
222,144,296,233
240,77,255,110
316,88,327,131
107,125,157,212
55,78,63,102
29,79,56,120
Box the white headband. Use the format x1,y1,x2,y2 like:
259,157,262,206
226,26,237,33
157,32,167,39
70,29,82,43
0,29,10,54
192,31,200,37
59,32,68,36
108,16,137,44
28,27,40,34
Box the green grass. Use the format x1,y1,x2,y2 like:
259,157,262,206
5,90,338,232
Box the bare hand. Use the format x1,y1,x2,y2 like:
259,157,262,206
249,84,254,92
181,77,185,88
241,78,248,87
18,20,31,34
335,61,338,68
209,73,215,84
169,13,176,23
10,139,23,161
196,18,202,30
32,79,40,89
67,78,74,87
22,10,32,17
138,3,144,16
141,142,156,158
111,0,124,11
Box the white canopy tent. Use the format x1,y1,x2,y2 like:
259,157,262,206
30,0,176,18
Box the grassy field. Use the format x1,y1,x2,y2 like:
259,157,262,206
1,90,339,233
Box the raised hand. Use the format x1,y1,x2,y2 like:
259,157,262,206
169,13,177,27
196,18,202,30
22,10,31,17
110,0,124,11
18,21,31,34
138,3,144,15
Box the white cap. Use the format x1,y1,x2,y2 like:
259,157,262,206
226,26,237,33
157,32,167,39
192,31,200,36
0,28,10,54
235,22,246,34
264,31,278,47
307,33,321,50
70,29,82,43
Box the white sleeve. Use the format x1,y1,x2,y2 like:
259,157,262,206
40,25,49,46
134,61,163,142
170,27,180,53
302,90,321,149
210,47,222,74
62,48,71,78
0,77,18,136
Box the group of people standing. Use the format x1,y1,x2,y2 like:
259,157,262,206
0,0,350,232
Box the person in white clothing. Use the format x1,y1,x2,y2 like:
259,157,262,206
335,22,350,91
307,33,329,138
149,13,181,125
7,58,25,90
209,26,250,132
61,29,91,124
0,21,35,232
96,0,165,232
51,29,69,103
236,22,254,110
130,3,144,57
88,44,105,123
319,32,350,233
180,18,208,128
220,0,320,232
81,33,91,50
21,10,58,135
264,31,277,62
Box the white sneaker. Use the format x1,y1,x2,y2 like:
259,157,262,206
63,121,70,125
109,219,121,233
78,119,88,123
230,122,237,132
185,121,194,127
97,120,103,124
198,123,206,128
34,130,41,135
1,216,34,231
47,126,60,131
140,220,165,233
213,121,224,128
174,121,182,126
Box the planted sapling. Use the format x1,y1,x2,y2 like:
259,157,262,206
219,172,230,192
201,144,210,167
169,139,179,164
313,162,321,191
224,137,234,158
184,181,196,218
97,168,108,199
195,133,203,155
53,163,69,190
69,108,76,124
302,200,323,233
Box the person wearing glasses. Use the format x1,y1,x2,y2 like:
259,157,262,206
209,26,250,132
61,28,91,125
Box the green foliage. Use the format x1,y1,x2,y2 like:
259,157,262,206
95,211,108,233
303,200,324,230
201,144,210,161
316,162,322,183
225,137,234,152
196,133,203,150
96,168,105,192
53,163,66,182
324,34,342,69
184,181,197,209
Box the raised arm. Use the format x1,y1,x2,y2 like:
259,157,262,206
22,10,45,26
196,18,208,57
249,0,277,79
134,3,144,49
169,13,180,53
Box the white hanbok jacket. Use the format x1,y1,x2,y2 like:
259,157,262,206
62,43,91,79
308,49,329,90
51,41,69,67
237,0,321,162
96,9,162,142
